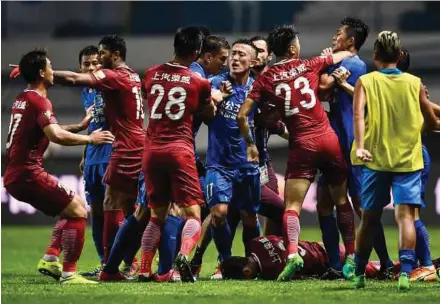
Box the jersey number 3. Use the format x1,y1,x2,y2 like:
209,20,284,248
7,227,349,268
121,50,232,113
150,84,187,120
275,76,316,117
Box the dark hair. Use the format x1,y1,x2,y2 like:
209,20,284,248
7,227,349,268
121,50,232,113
195,25,211,38
201,35,230,55
232,38,259,57
397,47,410,72
78,45,99,64
174,26,204,58
267,25,300,57
99,35,127,60
250,35,271,55
341,17,370,51
374,31,402,63
221,257,248,280
19,48,48,84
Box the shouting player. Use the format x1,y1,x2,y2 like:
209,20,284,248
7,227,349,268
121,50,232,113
350,31,440,290
205,39,261,279
316,17,376,280
75,45,113,278
52,36,146,271
139,26,216,283
237,24,354,281
4,49,114,284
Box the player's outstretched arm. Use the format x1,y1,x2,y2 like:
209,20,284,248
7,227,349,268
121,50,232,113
331,51,353,65
237,98,259,163
43,124,114,146
419,83,440,130
53,70,95,87
353,79,372,162
61,106,94,133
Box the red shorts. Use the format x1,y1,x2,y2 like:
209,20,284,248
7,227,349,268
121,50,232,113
4,170,74,217
143,146,203,209
285,132,347,185
104,153,142,197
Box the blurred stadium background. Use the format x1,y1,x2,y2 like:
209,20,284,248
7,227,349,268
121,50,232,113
2,1,440,226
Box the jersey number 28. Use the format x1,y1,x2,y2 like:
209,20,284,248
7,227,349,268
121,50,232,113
150,84,187,120
275,76,316,117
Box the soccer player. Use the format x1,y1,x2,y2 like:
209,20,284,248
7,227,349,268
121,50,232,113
237,24,354,281
205,38,261,279
221,235,440,281
74,45,113,278
350,31,440,290
4,49,114,284
394,48,437,282
52,35,146,269
316,17,382,280
139,26,216,283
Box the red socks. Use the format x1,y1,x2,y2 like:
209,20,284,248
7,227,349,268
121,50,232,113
140,217,164,274
336,202,355,255
45,219,67,257
62,218,86,272
103,210,125,263
283,210,300,255
180,217,202,257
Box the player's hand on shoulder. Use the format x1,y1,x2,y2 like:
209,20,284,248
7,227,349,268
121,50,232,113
320,48,333,57
356,148,373,162
89,129,115,145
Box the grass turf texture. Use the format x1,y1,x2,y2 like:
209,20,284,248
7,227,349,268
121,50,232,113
2,226,440,304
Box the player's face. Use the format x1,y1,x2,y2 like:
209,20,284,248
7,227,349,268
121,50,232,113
206,48,229,76
229,43,256,74
252,40,271,68
80,54,101,73
42,58,54,86
98,45,113,69
332,25,351,52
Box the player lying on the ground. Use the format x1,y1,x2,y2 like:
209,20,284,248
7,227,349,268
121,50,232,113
220,235,440,281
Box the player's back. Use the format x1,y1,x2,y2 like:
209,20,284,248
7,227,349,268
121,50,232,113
252,56,334,145
90,66,145,156
143,63,211,149
4,90,56,184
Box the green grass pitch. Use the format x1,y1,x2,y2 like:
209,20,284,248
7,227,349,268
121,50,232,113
2,226,440,304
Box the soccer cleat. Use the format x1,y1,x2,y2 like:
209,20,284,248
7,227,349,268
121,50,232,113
321,267,344,280
398,273,410,291
153,269,181,283
410,266,437,282
175,253,195,283
342,257,355,280
353,275,366,289
60,273,98,284
377,265,396,280
80,264,103,277
119,261,139,277
210,264,223,280
277,254,304,281
190,247,203,279
98,271,132,282
138,272,154,282
37,258,62,280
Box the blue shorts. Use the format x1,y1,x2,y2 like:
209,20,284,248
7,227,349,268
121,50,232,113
205,166,261,213
83,163,108,206
136,171,147,207
360,166,422,211
420,145,431,208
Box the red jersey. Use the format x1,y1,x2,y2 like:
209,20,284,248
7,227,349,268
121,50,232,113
90,66,145,157
142,63,211,149
247,56,334,146
4,90,58,184
250,236,330,280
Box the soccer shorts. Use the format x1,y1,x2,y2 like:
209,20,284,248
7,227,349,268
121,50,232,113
83,163,107,206
258,184,283,223
360,166,422,211
205,166,261,213
143,146,203,209
285,132,347,185
103,153,142,197
136,171,147,207
420,144,431,208
4,169,74,217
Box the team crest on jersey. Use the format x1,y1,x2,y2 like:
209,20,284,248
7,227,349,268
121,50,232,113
43,110,52,119
58,182,73,196
93,70,106,80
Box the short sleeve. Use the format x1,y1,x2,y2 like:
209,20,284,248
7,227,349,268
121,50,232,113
198,79,212,106
90,69,122,91
247,75,266,103
307,55,334,73
35,99,58,129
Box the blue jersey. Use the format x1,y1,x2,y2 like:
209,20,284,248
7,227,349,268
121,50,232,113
328,55,367,155
207,72,257,168
82,88,112,166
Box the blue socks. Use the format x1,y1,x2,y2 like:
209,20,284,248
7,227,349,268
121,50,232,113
399,249,416,275
415,219,433,267
319,213,342,271
157,215,185,275
211,221,232,262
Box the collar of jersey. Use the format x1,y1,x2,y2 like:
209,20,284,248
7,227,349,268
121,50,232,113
166,62,188,69
378,68,402,75
273,58,297,66
192,61,206,74
23,89,43,97
227,72,253,88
